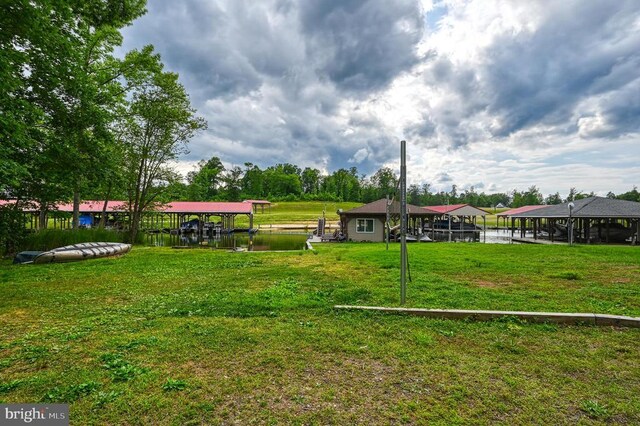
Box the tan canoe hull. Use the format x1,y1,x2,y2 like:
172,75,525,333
32,242,132,264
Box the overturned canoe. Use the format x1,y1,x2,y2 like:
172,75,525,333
14,242,132,264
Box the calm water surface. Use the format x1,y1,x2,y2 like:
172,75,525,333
146,232,308,251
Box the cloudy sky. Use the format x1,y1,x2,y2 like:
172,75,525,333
120,0,640,196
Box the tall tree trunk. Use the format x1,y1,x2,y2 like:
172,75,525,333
39,208,47,230
72,190,80,230
99,183,112,229
129,210,140,243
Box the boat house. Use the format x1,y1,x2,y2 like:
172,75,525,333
421,204,488,241
338,199,435,242
0,200,255,233
507,197,640,244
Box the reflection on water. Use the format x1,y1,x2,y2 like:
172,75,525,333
425,229,521,244
146,232,308,251
146,229,522,249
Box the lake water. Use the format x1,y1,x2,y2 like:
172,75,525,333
425,228,523,244
145,228,523,249
146,232,309,251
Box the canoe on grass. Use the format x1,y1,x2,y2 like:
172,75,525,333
14,242,132,264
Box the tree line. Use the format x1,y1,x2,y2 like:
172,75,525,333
157,157,640,207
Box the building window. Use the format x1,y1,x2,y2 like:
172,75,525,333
356,218,374,233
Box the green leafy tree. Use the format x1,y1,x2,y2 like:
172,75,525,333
512,186,543,207
322,168,361,201
370,167,398,200
222,166,243,201
617,187,640,202
187,157,225,200
241,163,264,198
263,164,303,197
545,192,563,205
119,69,207,241
0,0,157,232
408,184,421,205
301,167,321,194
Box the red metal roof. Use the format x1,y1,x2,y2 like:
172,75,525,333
163,202,253,214
497,205,546,217
54,201,129,212
0,200,253,214
422,204,468,214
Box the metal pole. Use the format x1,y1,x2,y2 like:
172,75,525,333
400,140,407,305
568,202,574,246
386,194,390,251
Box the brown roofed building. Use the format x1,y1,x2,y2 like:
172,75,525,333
339,199,436,242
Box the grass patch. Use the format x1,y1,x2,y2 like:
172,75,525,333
581,400,610,419
41,381,100,403
550,271,581,280
162,378,187,392
0,243,638,423
100,353,148,382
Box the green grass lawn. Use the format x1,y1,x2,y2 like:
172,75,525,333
1,244,639,424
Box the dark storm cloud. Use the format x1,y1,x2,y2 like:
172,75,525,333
120,0,306,101
118,0,640,185
482,1,640,137
404,113,436,140
414,0,640,148
119,0,424,175
586,75,640,139
299,0,423,93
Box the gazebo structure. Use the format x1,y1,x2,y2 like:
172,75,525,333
422,204,488,242
339,199,435,242
507,197,640,244
158,202,254,233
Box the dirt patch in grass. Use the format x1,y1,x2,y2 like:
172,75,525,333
473,280,500,289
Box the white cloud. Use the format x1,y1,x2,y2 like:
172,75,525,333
120,0,640,194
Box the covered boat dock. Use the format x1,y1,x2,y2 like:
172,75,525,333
507,197,640,245
0,200,255,234
422,204,488,242
496,205,546,229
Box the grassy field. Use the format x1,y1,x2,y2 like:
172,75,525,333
237,201,362,227
1,243,639,424
242,202,510,228
481,207,511,228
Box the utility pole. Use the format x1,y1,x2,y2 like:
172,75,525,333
400,140,407,305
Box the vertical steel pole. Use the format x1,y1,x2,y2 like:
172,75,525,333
386,194,390,251
400,140,407,305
